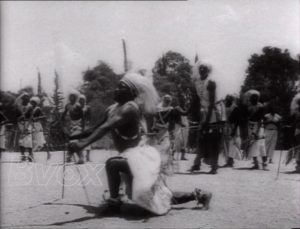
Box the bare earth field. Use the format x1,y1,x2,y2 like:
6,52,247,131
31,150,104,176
1,150,299,229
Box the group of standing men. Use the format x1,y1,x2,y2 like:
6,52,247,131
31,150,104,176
0,91,92,164
0,93,48,161
183,60,300,174
151,60,292,175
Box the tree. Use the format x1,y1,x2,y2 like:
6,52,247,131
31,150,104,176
152,51,193,107
81,61,121,125
44,71,66,150
52,70,64,114
37,69,49,108
17,86,34,97
296,54,300,92
241,46,298,117
37,70,42,98
241,46,299,149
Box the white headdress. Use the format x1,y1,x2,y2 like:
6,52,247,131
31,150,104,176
121,73,159,114
191,60,219,106
162,94,172,101
67,89,80,102
191,60,213,82
79,94,86,100
15,92,30,108
243,89,260,105
68,89,79,96
291,93,300,115
30,96,41,105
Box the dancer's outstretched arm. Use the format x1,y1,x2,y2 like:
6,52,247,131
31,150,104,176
69,103,138,152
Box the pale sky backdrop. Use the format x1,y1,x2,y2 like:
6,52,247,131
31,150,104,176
1,0,299,99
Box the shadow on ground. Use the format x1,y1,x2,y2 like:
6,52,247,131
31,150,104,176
39,202,155,226
281,171,300,175
20,201,208,227
234,167,269,171
175,171,211,175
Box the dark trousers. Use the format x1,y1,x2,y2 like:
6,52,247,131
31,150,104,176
106,157,133,199
171,192,195,205
294,134,300,171
20,146,33,156
193,129,222,171
106,156,196,204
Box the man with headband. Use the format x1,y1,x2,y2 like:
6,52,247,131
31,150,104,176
244,90,267,170
151,94,189,170
17,93,34,162
62,91,84,164
151,94,175,174
69,73,212,215
78,94,92,162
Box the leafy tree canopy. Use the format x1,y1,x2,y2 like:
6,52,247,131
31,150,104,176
241,46,298,118
18,86,34,97
82,61,121,102
152,51,192,107
81,61,121,125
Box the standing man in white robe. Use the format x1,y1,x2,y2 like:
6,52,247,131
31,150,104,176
190,61,223,174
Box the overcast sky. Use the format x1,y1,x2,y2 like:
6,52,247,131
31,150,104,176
1,0,299,98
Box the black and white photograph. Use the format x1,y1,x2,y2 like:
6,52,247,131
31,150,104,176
0,0,299,228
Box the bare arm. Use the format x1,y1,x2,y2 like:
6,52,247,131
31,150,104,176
61,104,69,122
69,103,138,151
0,112,9,125
175,106,188,115
32,108,46,121
256,105,265,137
230,107,240,137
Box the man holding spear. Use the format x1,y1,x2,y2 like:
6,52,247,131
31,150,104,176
189,61,224,174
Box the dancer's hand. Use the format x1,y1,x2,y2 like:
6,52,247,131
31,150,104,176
69,133,80,140
202,122,209,131
68,141,84,153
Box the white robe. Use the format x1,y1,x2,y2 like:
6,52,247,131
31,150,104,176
0,125,6,150
247,121,266,158
18,121,33,148
32,121,46,151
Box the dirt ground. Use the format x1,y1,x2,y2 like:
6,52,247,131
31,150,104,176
1,149,299,229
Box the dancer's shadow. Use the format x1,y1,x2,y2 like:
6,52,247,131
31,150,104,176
42,202,155,226
0,161,22,164
281,171,300,175
172,206,204,211
234,167,269,171
234,167,258,171
175,171,211,175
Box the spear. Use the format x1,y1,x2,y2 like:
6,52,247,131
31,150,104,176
122,39,129,73
37,68,42,98
194,53,199,63
276,149,283,180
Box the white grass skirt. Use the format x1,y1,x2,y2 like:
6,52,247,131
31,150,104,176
121,144,172,215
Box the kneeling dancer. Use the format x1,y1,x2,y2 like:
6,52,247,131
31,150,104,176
69,73,212,215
